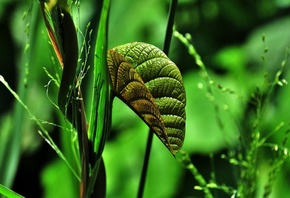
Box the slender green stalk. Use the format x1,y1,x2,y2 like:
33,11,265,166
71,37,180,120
176,151,214,198
137,0,178,197
163,0,178,55
137,131,154,198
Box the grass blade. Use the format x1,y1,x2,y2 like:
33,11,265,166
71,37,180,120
86,0,111,197
88,0,111,158
0,184,25,198
0,1,40,187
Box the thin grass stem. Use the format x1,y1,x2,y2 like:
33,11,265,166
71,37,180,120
0,75,80,181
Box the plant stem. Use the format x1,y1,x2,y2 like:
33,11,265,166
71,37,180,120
137,130,154,198
137,0,178,197
163,0,178,55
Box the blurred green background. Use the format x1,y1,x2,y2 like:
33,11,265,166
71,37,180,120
1,0,290,197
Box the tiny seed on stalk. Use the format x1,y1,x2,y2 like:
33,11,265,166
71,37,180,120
282,79,288,84
277,81,283,86
197,82,203,89
185,33,192,40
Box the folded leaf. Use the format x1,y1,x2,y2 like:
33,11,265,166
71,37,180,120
109,42,186,155
107,50,174,154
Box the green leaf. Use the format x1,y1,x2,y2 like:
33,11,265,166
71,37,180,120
0,184,25,198
40,2,64,68
56,8,78,117
88,0,111,161
109,42,186,155
86,0,111,197
40,2,78,118
40,3,87,195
